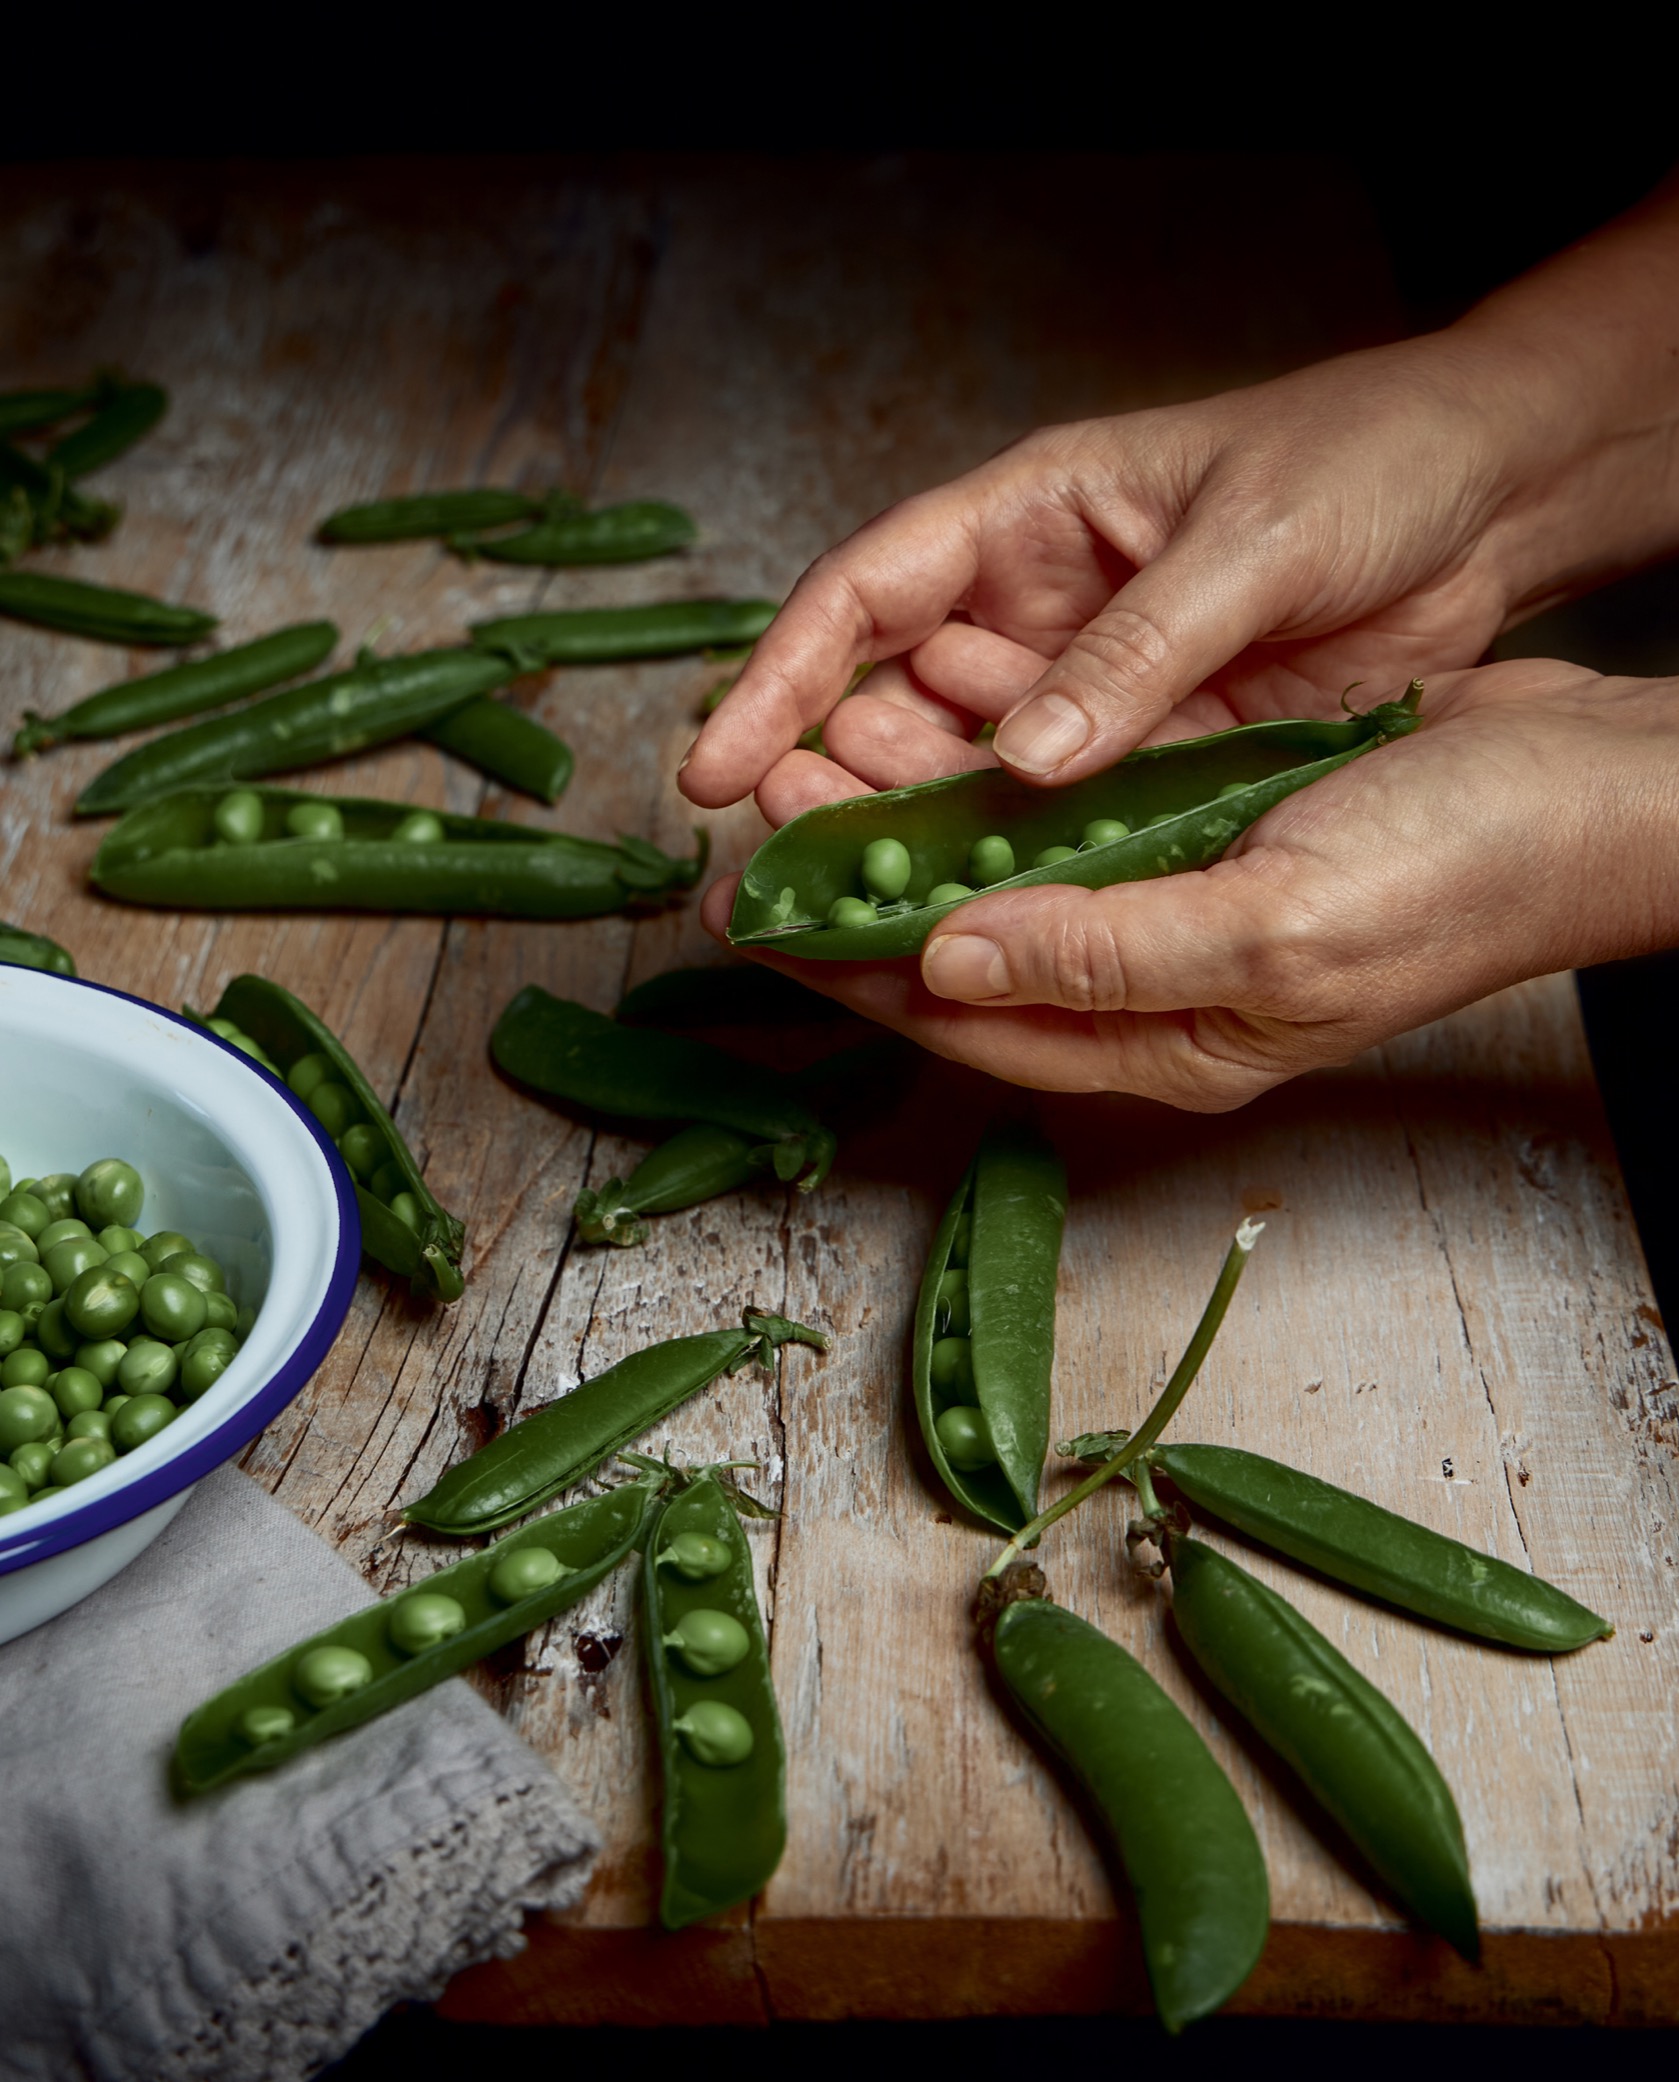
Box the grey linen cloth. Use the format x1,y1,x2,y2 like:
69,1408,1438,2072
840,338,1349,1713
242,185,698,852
0,1464,598,2082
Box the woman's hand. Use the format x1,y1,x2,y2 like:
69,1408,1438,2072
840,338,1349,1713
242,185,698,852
700,661,1679,1109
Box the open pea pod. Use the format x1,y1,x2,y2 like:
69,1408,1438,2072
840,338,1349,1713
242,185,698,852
729,688,1424,959
0,920,75,976
173,1480,658,1795
189,974,467,1304
91,786,704,917
913,1122,1065,1533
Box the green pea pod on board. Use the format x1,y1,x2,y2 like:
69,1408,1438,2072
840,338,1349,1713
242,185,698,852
90,786,704,918
74,647,516,815
1149,1444,1612,1653
574,1123,768,1247
471,597,778,671
452,499,697,566
186,974,468,1303
728,685,1425,960
914,1122,1066,1533
0,570,215,648
173,1478,658,1794
317,488,544,543
644,1470,786,1929
987,1577,1269,2033
0,920,76,976
419,695,573,804
12,621,339,758
44,379,167,480
1167,1533,1479,1960
403,1310,827,1536
490,987,835,1189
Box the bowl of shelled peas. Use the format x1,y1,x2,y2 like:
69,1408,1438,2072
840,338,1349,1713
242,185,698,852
0,965,359,1644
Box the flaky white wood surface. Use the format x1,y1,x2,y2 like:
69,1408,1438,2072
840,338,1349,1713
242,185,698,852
2,155,1673,2022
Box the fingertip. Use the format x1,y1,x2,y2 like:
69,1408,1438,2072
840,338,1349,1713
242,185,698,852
700,872,741,939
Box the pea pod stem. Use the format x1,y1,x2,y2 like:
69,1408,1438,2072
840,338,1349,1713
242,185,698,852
983,1219,1263,1580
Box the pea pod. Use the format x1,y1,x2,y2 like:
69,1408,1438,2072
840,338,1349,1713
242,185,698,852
189,974,468,1303
1167,1533,1478,1959
45,379,167,479
0,382,101,435
0,570,215,648
403,1311,826,1535
0,441,119,549
914,1122,1065,1533
419,696,573,804
1150,1444,1611,1653
490,987,835,1188
318,488,543,542
74,647,516,815
0,920,75,976
989,1584,1269,2033
453,500,696,566
471,597,778,671
645,1472,785,1928
91,785,703,917
12,621,338,757
728,688,1425,959
173,1479,657,1794
574,1123,767,1246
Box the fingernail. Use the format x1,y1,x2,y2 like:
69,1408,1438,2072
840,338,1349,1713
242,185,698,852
677,738,697,773
994,693,1090,776
924,934,1012,1001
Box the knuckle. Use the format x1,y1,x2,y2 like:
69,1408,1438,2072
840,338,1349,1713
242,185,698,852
1065,608,1175,700
1041,905,1128,1012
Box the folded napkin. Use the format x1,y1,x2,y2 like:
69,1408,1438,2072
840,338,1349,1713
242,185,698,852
0,1464,598,2082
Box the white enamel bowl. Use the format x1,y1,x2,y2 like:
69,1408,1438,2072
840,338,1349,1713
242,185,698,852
0,966,358,1644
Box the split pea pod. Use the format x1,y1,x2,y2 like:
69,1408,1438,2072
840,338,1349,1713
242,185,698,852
728,687,1425,959
0,921,75,976
188,974,467,1303
173,1479,656,1794
914,1122,1065,1533
11,621,338,757
90,786,704,917
0,570,216,648
403,1312,826,1536
1167,1534,1479,1959
989,1586,1269,2033
471,597,778,671
74,647,515,815
318,488,542,542
1150,1444,1612,1653
490,987,836,1188
453,500,697,566
419,696,573,804
45,379,167,479
645,1472,785,1929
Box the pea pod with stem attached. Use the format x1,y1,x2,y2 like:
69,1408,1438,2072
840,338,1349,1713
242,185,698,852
644,1468,785,1928
173,1477,660,1794
317,488,545,542
44,378,167,479
91,786,704,918
452,499,697,566
471,597,778,672
403,1311,826,1536
490,987,836,1189
728,687,1425,960
0,570,215,647
0,441,119,548
0,920,75,976
12,621,339,758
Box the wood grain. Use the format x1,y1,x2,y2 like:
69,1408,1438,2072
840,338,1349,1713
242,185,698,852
2,154,1673,2027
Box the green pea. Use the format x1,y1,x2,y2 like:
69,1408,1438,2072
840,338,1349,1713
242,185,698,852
51,1434,116,1486
657,1531,733,1582
969,834,1015,886
370,1161,407,1203
230,1032,281,1073
237,1703,297,1746
926,881,975,906
213,789,266,844
1081,817,1131,848
386,1193,422,1233
673,1700,755,1768
32,1175,78,1222
36,1218,93,1255
391,809,445,845
294,1644,374,1708
27,1486,65,1503
1032,844,1079,868
0,1228,39,1273
179,1342,232,1401
206,1017,242,1042
0,1194,45,1240
0,1490,32,1517
337,1123,385,1181
63,1266,139,1340
287,1051,335,1100
186,1326,238,1358
0,1463,26,1503
1,1261,51,1312
1144,810,1176,828
51,1367,104,1420
388,1591,468,1656
929,1335,974,1397
937,1267,970,1336
0,1349,49,1393
203,1291,239,1331
96,1224,144,1255
1216,780,1249,798
103,1250,152,1289
0,1384,57,1448
141,1230,195,1271
140,1272,208,1342
861,836,913,903
101,1392,131,1415
117,1338,178,1397
66,1408,113,1442
284,799,344,842
306,1082,362,1137
827,896,878,930
159,1251,226,1296
0,1309,22,1358
664,1608,751,1678
110,1393,178,1452
75,1338,129,1388
9,1440,55,1489
36,1299,78,1361
935,1404,997,1470
488,1545,570,1604
75,1157,146,1230
43,1236,107,1296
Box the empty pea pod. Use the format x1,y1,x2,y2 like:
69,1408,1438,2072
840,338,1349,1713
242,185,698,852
90,785,704,917
0,570,216,648
643,1471,785,1929
44,379,168,479
574,1123,767,1247
470,597,778,671
317,487,543,542
0,920,75,976
914,1121,1065,1534
1148,1444,1612,1652
453,499,697,566
173,1479,657,1794
728,686,1424,959
419,695,573,804
1167,1533,1479,1958
988,1580,1269,2033
403,1310,826,1535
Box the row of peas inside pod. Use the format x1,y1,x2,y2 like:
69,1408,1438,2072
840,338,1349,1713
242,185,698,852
206,790,444,849
0,1153,256,1517
828,818,1150,929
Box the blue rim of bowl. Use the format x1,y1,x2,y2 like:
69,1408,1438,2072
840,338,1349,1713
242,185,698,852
0,973,361,1577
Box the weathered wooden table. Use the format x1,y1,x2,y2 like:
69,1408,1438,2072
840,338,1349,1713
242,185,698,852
3,154,1675,2028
